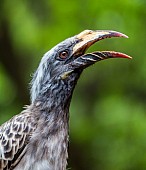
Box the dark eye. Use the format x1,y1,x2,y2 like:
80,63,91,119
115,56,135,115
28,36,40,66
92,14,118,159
59,51,69,60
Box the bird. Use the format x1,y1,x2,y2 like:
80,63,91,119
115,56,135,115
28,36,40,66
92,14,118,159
0,30,131,170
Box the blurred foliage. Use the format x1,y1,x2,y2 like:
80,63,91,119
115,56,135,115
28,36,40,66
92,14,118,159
0,0,146,169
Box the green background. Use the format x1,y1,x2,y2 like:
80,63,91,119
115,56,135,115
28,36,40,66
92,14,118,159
0,0,146,169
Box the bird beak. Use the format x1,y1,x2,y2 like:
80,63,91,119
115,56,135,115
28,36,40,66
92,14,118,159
70,30,131,70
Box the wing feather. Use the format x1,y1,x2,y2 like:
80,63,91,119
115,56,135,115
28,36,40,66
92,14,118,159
0,106,37,169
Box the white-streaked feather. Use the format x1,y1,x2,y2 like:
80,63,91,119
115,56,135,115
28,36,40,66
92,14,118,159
0,106,37,169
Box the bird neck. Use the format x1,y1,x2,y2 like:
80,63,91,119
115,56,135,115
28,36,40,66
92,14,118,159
30,67,81,169
30,76,80,170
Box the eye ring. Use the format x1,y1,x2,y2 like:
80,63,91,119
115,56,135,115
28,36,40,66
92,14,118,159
59,50,69,60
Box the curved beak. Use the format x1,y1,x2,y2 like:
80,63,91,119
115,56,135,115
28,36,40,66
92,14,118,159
70,30,131,69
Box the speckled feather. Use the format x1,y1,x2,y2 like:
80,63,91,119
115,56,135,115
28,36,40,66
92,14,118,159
0,105,38,169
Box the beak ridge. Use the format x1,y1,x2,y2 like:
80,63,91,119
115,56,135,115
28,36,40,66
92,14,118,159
73,30,129,55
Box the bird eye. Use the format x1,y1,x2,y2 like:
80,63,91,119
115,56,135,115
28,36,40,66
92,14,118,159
59,51,69,60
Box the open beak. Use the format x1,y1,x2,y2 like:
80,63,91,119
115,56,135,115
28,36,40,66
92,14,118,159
70,30,131,70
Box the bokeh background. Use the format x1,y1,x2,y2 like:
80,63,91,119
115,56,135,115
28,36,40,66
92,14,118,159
0,0,146,169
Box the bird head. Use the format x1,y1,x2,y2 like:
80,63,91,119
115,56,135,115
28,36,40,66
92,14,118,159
31,30,131,103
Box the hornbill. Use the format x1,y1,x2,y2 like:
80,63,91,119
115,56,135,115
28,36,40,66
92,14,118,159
0,30,131,170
